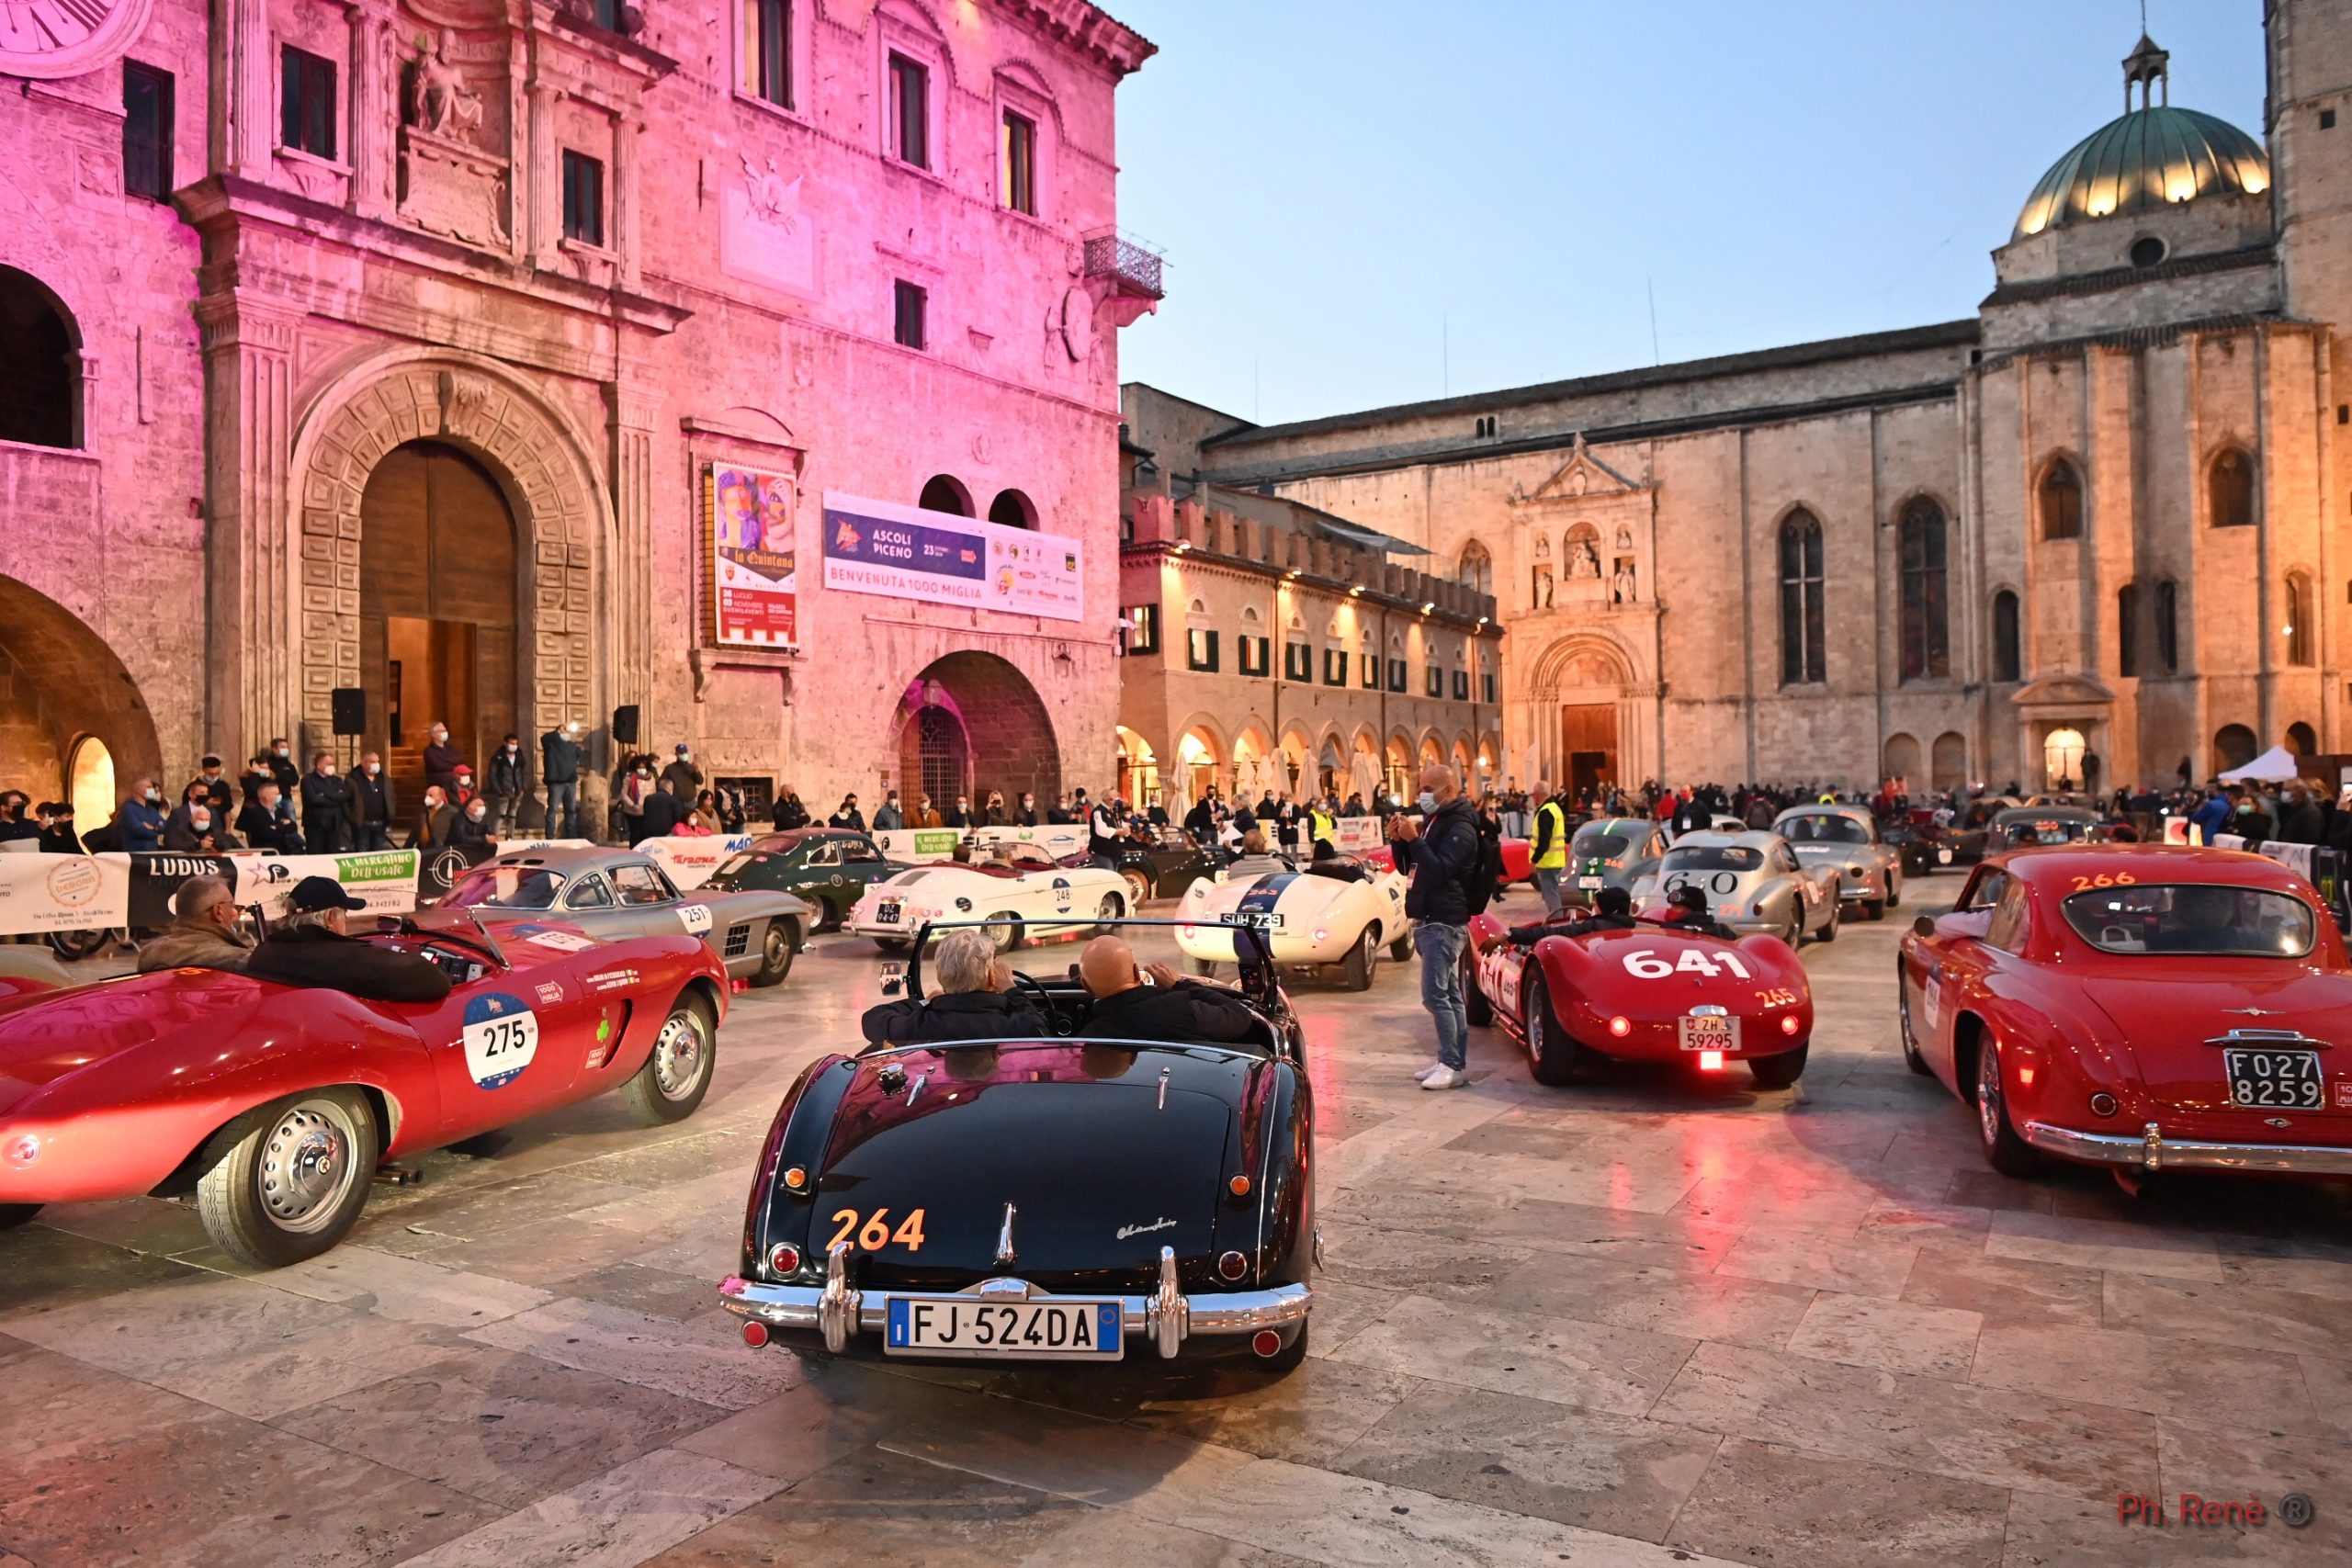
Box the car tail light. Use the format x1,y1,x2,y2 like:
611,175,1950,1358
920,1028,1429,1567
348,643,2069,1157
783,1166,808,1191
1252,1329,1283,1358
1781,1014,1800,1036
1608,1016,1632,1038
2090,1092,2119,1116
741,1320,770,1348
1229,1174,1252,1196
1698,1050,1724,1071
1313,928,1329,943
2018,1066,2035,1087
768,1243,802,1274
1217,1250,1249,1280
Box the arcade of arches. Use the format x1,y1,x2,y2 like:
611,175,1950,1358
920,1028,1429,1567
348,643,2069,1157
893,652,1061,811
0,577,162,822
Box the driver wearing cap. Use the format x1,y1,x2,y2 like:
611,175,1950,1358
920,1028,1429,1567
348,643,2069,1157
243,875,454,1003
1655,883,1738,940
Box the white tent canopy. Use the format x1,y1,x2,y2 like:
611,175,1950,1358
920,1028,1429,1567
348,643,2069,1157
2219,745,2304,784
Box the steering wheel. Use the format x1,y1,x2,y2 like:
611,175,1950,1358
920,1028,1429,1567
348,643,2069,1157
1013,971,1077,1036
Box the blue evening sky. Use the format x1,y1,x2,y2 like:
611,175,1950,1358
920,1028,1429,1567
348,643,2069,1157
1106,1,2268,428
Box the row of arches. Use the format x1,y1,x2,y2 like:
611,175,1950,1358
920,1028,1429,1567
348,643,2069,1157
2034,447,2256,540
1881,731,1970,791
1120,718,1499,809
918,473,1036,529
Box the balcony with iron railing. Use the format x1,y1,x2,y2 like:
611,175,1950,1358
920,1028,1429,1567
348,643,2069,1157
1083,228,1166,323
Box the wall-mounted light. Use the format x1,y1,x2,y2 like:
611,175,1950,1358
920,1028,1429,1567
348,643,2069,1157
1420,603,1434,615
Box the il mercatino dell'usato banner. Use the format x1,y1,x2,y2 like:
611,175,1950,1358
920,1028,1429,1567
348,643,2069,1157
820,491,1082,622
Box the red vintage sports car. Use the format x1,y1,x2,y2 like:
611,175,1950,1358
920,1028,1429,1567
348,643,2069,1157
1899,846,2352,1183
1464,909,1814,1087
0,909,728,1266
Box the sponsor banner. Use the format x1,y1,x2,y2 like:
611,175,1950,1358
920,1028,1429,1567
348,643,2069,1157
220,851,424,919
0,853,131,932
633,834,756,890
1331,817,1385,856
127,853,244,926
708,463,799,649
870,825,1090,864
820,491,1082,622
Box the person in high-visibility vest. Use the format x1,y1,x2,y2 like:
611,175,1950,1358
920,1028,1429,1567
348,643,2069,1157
1528,780,1568,915
1307,803,1336,852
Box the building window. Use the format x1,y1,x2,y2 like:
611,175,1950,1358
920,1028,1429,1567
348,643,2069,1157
1777,509,1825,685
2155,580,2178,672
2287,572,2315,667
987,489,1035,529
1482,671,1497,704
1283,641,1311,682
1899,497,1950,682
122,62,174,202
1453,669,1469,701
0,266,79,449
1992,589,2021,682
741,0,793,109
1324,649,1348,686
918,473,969,514
1187,628,1218,672
888,52,930,168
1238,634,1270,677
1361,645,1379,689
2117,582,2139,677
1125,603,1159,654
280,46,336,160
2210,447,2256,527
2039,459,2083,540
893,280,927,350
561,151,605,245
1457,539,1493,595
1425,664,1442,698
1001,109,1036,214
582,0,622,27
1386,658,1406,694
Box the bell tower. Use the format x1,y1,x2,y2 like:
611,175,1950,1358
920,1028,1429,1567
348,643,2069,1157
2270,1,2352,371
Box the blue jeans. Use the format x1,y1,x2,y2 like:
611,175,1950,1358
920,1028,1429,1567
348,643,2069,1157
1532,865,1564,915
546,781,579,839
1415,922,1469,1071
356,822,390,851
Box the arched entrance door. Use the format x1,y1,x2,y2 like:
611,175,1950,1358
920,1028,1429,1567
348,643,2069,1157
2042,728,2086,791
0,576,162,816
1539,643,1627,802
359,442,519,807
894,651,1060,810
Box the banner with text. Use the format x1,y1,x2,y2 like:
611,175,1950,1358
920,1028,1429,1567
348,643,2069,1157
870,825,1091,864
708,463,800,649
820,491,1082,622
634,834,757,890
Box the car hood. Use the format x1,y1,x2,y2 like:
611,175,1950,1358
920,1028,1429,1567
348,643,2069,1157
0,971,287,1117
2074,965,2352,1111
802,1043,1261,1291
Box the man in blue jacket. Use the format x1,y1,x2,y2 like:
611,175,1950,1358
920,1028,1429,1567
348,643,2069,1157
1404,763,1481,1089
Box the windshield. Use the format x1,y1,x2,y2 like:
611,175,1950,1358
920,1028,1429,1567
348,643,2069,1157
1572,826,1634,863
445,865,566,909
706,851,763,884
2061,884,2317,957
1660,845,1762,874
2001,818,2091,846
1781,814,1870,845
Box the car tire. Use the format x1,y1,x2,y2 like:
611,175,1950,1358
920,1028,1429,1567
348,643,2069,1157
1097,893,1123,935
1747,1042,1808,1089
1525,972,1578,1086
873,936,909,954
1340,925,1377,991
1462,947,1494,1026
1863,897,1886,921
1897,965,1933,1076
1122,869,1153,909
194,1087,379,1269
982,912,1023,953
1886,872,1904,909
620,992,718,1127
1974,1033,2040,1177
749,919,797,987
0,1203,41,1231
1817,906,1839,942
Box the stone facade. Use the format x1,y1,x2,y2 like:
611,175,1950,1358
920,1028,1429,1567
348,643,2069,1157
1177,7,2352,797
1114,395,1498,807
0,0,1154,822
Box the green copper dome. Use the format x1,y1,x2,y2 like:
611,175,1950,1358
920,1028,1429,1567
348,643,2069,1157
2014,105,2269,239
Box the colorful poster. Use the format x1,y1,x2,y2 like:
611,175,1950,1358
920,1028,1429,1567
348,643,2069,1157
708,464,800,649
821,491,1082,622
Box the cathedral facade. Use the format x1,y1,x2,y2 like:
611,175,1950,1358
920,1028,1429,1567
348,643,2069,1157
1173,6,2352,799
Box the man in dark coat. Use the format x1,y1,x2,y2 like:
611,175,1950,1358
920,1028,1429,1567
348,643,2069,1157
266,739,300,796
245,877,451,1003
540,721,584,839
860,930,1047,1045
421,723,465,797
639,780,688,837
300,752,353,853
486,734,528,838
1074,936,1262,1045
236,782,305,854
1405,764,1481,1090
347,752,396,851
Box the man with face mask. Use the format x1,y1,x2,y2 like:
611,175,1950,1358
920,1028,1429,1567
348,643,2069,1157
189,755,233,818
266,738,300,796
451,793,495,847
1013,792,1038,828
413,784,458,849
616,759,651,842
422,722,464,798
660,743,703,799
540,719,584,839
907,793,943,829
237,781,305,854
944,794,971,829
117,777,167,852
871,790,905,832
163,790,235,852
300,750,353,853
346,751,396,851
1405,763,1481,1090
486,733,527,838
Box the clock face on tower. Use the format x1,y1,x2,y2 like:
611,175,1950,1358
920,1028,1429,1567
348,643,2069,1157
0,0,152,81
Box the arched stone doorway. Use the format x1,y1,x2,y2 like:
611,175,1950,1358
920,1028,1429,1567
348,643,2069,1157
893,651,1060,811
359,441,519,807
2213,723,2257,774
0,575,162,815
1530,636,1633,803
1930,732,1967,792
1115,725,1160,807
1883,732,1921,789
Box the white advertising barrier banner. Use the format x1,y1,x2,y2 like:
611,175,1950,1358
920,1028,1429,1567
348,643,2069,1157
820,491,1083,622
2212,832,2320,883
0,854,131,932
870,825,1091,864
1332,817,1386,856
633,835,756,890
225,851,424,919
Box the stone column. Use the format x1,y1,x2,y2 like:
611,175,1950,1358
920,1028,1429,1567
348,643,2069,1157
605,374,657,742
197,295,300,761
235,0,275,177
345,5,391,220
526,82,559,268
614,113,641,291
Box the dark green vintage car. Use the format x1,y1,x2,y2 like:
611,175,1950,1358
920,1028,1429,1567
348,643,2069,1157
701,829,910,931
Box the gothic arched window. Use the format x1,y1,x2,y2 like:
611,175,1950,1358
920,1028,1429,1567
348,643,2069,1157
2039,458,2082,540
1991,590,2020,682
2210,447,2256,528
1899,498,1950,682
1777,510,1825,685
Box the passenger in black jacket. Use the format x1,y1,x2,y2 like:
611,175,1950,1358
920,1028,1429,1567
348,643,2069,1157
1481,886,1636,950
245,878,452,1004
1074,936,1261,1044
860,931,1047,1044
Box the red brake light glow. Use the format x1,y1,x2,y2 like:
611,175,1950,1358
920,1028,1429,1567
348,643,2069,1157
1781,1014,1801,1035
768,1243,802,1274
1608,1016,1632,1038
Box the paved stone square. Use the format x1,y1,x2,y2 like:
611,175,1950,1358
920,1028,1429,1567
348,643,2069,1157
5,882,2350,1567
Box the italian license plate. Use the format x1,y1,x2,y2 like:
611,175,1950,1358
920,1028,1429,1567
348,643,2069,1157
1222,910,1283,930
2222,1047,2324,1111
885,1296,1122,1359
1678,1014,1738,1052
876,901,901,925
1577,875,1604,890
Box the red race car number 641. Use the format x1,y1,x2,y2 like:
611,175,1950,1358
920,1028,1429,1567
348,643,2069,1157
1623,949,1753,981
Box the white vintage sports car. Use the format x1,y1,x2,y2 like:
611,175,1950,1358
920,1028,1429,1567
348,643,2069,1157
844,848,1130,953
1175,857,1411,991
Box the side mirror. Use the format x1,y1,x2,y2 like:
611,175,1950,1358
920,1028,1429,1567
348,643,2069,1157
1913,914,1939,939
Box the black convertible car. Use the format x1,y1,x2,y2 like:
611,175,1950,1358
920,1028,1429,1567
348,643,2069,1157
1109,827,1232,906
718,919,1316,1371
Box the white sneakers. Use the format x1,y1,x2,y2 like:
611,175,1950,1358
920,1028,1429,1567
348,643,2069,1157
1419,1065,1469,1090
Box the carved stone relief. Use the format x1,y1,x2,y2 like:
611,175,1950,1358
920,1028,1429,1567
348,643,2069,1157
396,27,512,251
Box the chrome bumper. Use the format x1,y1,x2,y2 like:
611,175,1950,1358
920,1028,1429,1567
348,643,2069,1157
2024,1121,2352,1176
718,1243,1310,1358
